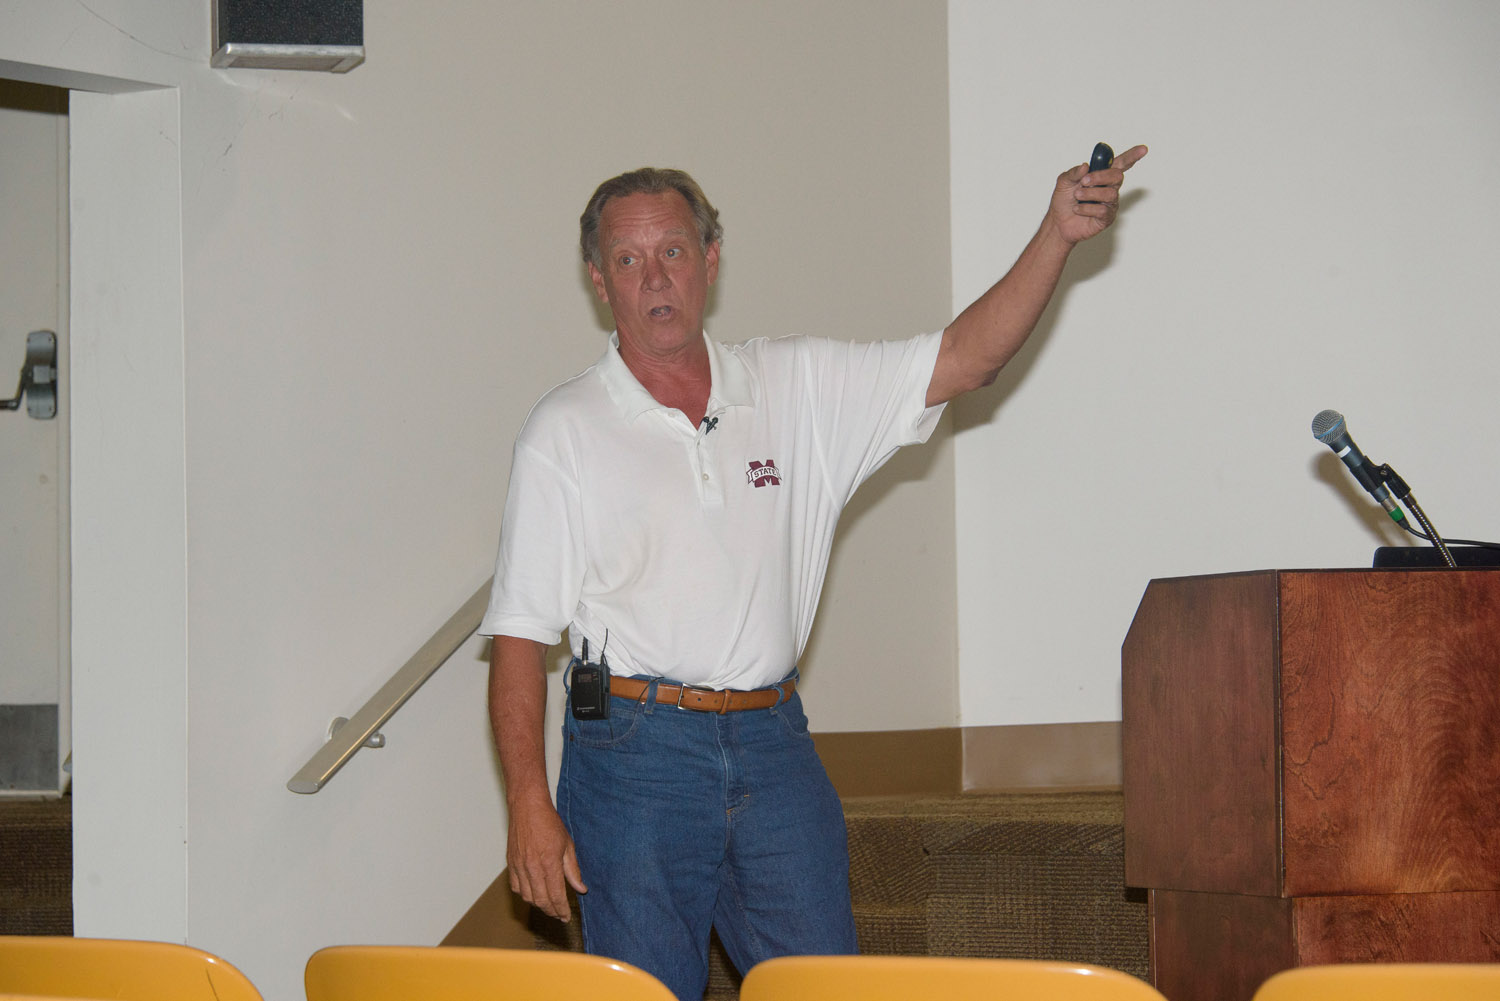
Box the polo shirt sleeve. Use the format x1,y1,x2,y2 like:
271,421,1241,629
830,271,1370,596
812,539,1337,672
801,329,946,501
477,434,585,644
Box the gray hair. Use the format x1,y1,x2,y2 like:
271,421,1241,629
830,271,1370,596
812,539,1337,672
579,168,723,269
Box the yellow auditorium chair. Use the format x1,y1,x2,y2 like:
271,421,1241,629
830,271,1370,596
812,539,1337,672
0,935,263,1001
1252,963,1500,1001
304,945,677,1001
740,955,1169,1001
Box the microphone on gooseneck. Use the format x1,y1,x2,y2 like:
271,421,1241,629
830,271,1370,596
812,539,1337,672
1310,409,1405,525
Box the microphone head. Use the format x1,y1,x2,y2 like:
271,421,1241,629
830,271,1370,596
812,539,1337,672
1311,409,1346,443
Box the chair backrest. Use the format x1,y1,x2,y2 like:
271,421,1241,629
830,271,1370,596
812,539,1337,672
304,946,678,1001
739,955,1169,1001
0,936,262,1001
1252,963,1500,1001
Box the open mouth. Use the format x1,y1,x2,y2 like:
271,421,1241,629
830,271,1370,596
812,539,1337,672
650,306,673,318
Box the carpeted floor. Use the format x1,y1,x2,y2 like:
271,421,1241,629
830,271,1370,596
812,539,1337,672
0,795,72,935
532,790,1148,999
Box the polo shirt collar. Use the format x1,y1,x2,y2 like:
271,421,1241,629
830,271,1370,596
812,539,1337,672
598,330,754,421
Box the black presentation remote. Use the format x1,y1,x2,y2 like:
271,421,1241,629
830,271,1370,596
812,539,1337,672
1082,143,1115,203
1089,142,1114,172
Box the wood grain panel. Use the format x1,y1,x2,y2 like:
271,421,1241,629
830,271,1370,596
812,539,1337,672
1122,572,1281,895
1279,570,1500,895
1149,890,1296,1001
1127,570,1500,1000
1293,891,1500,963
1148,889,1500,1001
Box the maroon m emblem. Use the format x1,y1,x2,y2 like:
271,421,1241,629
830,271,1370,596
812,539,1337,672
746,459,782,488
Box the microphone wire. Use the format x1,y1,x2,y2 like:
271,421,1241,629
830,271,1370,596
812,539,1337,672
1395,523,1500,551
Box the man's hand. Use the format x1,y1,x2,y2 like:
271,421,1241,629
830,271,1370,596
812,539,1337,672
506,790,587,922
1048,144,1149,245
926,143,1149,406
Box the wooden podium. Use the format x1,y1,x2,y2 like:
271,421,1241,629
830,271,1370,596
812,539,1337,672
1122,569,1500,1001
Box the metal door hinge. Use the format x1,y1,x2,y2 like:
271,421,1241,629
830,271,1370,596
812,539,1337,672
1,330,58,420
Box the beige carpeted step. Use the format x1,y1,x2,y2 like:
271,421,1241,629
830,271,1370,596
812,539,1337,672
845,792,1147,976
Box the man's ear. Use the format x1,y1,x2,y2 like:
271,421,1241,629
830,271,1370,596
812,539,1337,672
587,262,609,303
706,242,721,285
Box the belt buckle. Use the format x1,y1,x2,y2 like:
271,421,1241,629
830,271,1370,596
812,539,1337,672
675,683,726,713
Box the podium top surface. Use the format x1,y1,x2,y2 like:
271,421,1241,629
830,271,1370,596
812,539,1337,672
1144,565,1500,585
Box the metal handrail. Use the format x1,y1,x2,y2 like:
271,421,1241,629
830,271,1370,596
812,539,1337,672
287,578,493,794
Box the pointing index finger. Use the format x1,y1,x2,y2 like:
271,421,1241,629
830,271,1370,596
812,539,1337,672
1116,144,1149,171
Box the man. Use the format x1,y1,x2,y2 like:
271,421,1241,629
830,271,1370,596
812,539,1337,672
481,148,1147,999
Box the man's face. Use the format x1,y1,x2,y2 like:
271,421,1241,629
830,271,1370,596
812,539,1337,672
588,190,720,359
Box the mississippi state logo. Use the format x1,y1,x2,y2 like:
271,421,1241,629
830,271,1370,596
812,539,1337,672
745,459,782,488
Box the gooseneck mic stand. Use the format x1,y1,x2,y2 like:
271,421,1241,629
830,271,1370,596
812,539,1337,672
1373,463,1458,569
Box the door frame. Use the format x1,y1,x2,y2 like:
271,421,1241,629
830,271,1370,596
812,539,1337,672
0,57,189,943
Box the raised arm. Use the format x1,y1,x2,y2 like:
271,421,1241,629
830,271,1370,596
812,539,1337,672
489,634,586,921
926,144,1148,407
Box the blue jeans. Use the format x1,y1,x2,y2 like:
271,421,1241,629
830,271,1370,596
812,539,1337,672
558,672,857,1001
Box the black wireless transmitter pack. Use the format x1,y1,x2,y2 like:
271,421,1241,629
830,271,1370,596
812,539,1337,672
570,639,610,720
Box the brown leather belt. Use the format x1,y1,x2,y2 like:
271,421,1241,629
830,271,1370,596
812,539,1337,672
608,676,795,713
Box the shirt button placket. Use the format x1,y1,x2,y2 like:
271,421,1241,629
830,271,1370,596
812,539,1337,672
695,421,724,508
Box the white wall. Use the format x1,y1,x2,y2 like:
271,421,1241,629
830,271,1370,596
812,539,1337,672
950,0,1500,726
1,3,953,1000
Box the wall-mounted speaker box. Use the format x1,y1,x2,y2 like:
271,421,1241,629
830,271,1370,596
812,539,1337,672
211,0,364,73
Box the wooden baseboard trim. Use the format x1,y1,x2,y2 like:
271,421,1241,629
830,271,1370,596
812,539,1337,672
811,727,964,798
962,720,1123,792
814,721,1122,798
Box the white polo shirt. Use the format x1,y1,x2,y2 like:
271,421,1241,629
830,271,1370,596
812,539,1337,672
479,329,945,691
